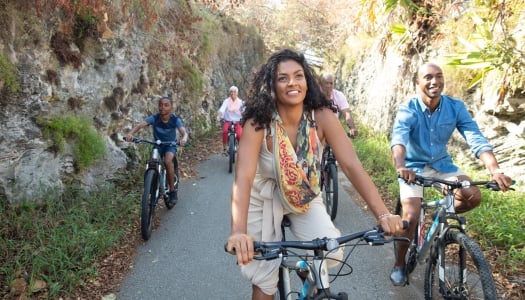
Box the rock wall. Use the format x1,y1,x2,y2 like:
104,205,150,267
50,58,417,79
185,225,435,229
0,2,264,203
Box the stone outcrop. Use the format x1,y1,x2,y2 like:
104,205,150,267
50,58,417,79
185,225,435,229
0,2,263,203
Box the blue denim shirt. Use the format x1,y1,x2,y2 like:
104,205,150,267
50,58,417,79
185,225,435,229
390,95,493,173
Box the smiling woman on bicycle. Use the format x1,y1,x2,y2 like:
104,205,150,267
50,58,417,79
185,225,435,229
390,62,513,287
225,49,406,300
125,96,188,206
217,86,244,156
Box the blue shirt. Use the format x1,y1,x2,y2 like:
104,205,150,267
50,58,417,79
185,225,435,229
145,113,184,142
390,95,493,173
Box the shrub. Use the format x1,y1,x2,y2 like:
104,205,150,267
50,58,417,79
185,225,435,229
40,116,106,170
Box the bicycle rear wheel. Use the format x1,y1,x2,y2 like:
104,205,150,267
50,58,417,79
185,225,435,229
228,134,235,173
141,169,158,240
323,163,338,220
424,230,497,300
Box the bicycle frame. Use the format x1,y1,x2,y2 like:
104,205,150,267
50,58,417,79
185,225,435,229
400,175,504,299
145,147,168,204
269,217,405,300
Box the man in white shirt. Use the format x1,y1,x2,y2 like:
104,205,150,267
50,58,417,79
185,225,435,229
321,73,358,137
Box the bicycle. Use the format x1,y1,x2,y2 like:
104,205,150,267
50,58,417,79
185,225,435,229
320,133,353,221
320,145,338,221
125,137,180,241
394,175,510,299
225,120,239,173
228,216,408,300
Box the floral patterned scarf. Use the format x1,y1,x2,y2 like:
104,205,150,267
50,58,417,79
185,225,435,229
273,111,321,213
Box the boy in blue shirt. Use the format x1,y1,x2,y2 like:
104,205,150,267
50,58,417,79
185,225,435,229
126,97,189,206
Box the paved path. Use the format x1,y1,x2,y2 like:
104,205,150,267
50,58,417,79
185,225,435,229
116,154,425,299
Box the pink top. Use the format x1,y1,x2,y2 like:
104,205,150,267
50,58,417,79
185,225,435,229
329,89,349,117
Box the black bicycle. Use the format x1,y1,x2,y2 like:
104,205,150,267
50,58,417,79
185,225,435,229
125,137,179,240
226,121,239,173
320,145,338,220
394,175,510,299
246,216,408,300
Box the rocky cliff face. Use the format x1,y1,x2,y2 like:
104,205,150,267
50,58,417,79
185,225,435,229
341,33,524,185
0,2,264,203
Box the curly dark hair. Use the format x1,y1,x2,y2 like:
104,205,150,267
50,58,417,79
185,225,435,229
242,48,336,130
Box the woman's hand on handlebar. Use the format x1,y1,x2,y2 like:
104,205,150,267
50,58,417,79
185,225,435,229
226,233,255,266
377,214,407,235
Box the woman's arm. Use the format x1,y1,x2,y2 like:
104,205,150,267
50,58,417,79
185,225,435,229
315,108,403,233
226,119,264,265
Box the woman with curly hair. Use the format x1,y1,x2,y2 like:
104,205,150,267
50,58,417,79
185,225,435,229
225,48,404,299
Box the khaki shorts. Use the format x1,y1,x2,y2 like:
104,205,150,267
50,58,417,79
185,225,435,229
399,166,466,199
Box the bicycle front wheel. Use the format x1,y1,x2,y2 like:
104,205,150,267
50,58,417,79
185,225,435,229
424,230,497,300
323,163,338,220
141,169,158,240
228,134,235,173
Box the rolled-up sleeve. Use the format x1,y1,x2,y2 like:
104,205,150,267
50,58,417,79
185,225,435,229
455,101,493,158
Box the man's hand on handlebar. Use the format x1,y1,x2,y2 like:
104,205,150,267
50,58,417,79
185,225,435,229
397,167,416,184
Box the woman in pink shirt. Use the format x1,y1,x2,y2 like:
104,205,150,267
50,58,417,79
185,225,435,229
217,86,244,155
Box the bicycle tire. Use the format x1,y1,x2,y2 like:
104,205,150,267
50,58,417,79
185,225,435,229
228,134,235,173
424,230,497,300
323,163,338,220
141,169,157,240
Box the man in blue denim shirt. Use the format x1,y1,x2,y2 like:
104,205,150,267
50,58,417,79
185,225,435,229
389,63,513,286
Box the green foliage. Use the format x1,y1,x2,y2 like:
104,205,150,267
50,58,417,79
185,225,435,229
181,58,204,92
351,125,399,200
40,116,106,170
444,10,525,93
192,114,217,138
0,181,138,298
0,51,20,93
467,188,525,267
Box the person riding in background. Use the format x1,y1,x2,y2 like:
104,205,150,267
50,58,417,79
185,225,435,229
320,73,358,137
225,48,406,300
125,96,189,206
389,62,513,286
217,86,245,156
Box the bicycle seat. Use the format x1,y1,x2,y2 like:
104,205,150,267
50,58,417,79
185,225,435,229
282,215,291,228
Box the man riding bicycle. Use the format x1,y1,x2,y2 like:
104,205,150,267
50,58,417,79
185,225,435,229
389,62,513,286
125,96,188,206
217,86,244,156
320,73,358,138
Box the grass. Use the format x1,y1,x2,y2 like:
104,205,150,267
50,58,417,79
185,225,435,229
0,177,139,299
39,116,107,170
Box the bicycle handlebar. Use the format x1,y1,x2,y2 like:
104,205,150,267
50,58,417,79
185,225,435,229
123,136,190,147
410,174,514,192
225,224,409,261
